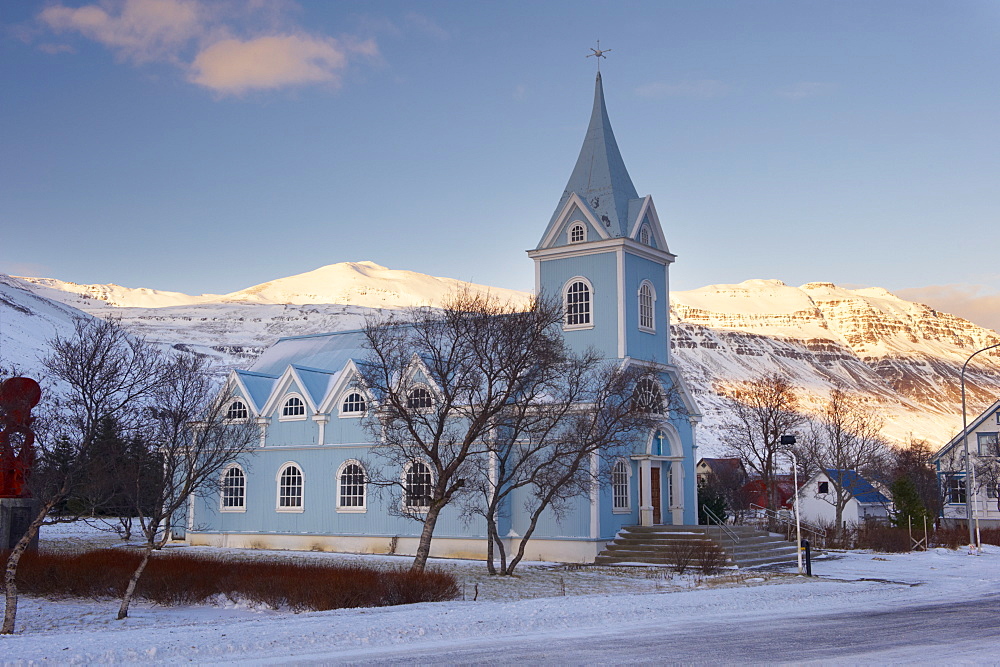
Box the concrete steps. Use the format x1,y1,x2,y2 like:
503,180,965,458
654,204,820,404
595,525,800,568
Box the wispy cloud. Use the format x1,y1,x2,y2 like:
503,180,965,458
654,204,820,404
35,0,378,96
635,79,731,100
895,284,1000,333
777,81,836,99
403,12,449,41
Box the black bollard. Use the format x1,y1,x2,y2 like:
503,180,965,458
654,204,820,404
802,539,812,576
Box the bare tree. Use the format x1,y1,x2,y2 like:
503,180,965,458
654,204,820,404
891,439,943,520
974,435,1000,513
116,352,257,619
4,318,166,635
464,361,656,575
799,385,889,537
719,374,804,510
358,290,577,572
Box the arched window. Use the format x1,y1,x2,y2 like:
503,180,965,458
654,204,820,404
612,459,630,511
221,465,246,511
569,222,586,243
277,463,304,511
337,461,366,510
226,400,249,420
564,279,592,328
633,378,664,414
404,460,433,510
639,225,651,246
638,281,655,332
341,392,366,415
407,386,433,410
281,395,305,418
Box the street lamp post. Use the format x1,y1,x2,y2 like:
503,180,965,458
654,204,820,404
780,434,803,575
960,341,1000,549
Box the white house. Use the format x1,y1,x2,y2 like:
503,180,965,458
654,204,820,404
796,469,890,527
932,399,1000,529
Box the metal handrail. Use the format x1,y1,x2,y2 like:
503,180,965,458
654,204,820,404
702,504,739,543
748,503,826,546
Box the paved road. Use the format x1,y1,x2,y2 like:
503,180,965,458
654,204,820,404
327,593,1000,665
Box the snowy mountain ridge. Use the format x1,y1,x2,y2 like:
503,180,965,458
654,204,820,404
4,265,1000,453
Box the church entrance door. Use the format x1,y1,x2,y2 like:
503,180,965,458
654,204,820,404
651,466,661,524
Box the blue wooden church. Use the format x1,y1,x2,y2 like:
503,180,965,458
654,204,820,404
182,72,701,563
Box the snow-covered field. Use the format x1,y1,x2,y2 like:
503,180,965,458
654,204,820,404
2,522,999,664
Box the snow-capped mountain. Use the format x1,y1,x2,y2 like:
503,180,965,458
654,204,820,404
5,266,999,454
670,280,1000,451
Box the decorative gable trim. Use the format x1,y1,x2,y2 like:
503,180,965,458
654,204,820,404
627,196,669,252
318,359,367,414
538,193,609,250
259,366,318,418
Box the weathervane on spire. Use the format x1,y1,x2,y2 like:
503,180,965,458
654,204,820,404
587,40,611,72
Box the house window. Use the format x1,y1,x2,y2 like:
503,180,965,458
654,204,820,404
565,279,592,327
612,459,630,511
638,281,655,332
945,476,966,505
226,400,249,420
341,392,366,415
987,483,999,500
281,396,305,418
277,463,304,510
633,378,664,414
977,432,999,456
404,460,433,510
569,223,586,243
639,226,650,246
337,461,366,510
221,465,246,511
818,481,829,494
407,386,433,410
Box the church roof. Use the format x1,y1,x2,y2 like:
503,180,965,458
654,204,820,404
542,72,640,243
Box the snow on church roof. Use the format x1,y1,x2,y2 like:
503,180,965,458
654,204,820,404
250,329,369,376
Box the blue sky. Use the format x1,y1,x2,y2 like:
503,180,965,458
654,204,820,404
2,1,999,325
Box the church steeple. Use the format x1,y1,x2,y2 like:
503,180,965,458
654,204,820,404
541,72,639,244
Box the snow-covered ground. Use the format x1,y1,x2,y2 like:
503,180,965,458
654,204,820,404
2,522,999,663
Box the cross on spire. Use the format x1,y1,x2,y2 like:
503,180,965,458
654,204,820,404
587,40,611,72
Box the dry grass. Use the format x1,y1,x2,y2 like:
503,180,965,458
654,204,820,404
5,549,459,611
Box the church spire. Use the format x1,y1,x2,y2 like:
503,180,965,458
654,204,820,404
555,71,639,237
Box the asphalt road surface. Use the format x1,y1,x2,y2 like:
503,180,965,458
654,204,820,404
322,592,1000,665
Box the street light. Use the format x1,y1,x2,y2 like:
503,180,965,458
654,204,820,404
960,341,1000,550
780,434,803,575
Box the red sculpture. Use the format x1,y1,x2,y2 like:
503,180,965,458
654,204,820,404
0,377,41,498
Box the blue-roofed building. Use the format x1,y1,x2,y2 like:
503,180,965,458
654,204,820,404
180,72,702,562
796,469,891,527
932,399,1000,529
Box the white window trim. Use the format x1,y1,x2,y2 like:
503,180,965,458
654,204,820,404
406,383,435,413
336,459,368,513
635,376,666,415
338,390,368,418
638,280,656,334
568,221,587,244
639,224,651,246
562,276,595,331
224,398,251,422
275,461,305,513
219,463,247,513
278,393,308,422
402,459,434,512
612,457,632,514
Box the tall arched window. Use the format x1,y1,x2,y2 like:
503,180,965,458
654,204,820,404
633,378,664,414
226,400,249,420
281,395,305,418
404,460,433,510
337,461,366,510
277,463,304,511
564,279,592,328
407,386,433,410
569,222,586,243
639,225,651,246
612,459,630,511
638,281,655,332
221,465,246,511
